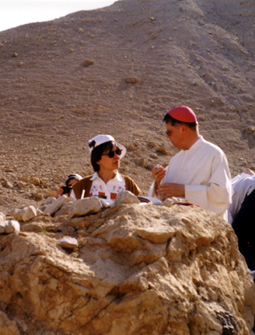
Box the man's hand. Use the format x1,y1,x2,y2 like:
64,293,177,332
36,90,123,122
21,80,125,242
157,183,185,200
152,163,166,184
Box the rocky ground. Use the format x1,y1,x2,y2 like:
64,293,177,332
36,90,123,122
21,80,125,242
1,198,255,335
0,0,255,215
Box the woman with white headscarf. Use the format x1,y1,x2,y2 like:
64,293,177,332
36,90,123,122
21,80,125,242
72,134,140,201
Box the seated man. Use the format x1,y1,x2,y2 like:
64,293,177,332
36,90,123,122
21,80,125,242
229,169,255,270
149,105,232,221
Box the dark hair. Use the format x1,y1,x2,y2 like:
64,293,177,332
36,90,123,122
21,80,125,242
90,141,114,172
65,175,78,186
163,113,197,131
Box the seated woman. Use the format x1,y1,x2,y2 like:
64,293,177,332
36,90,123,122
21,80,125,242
72,134,140,200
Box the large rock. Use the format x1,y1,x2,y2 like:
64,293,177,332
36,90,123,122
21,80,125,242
54,198,74,217
69,196,102,218
0,204,254,335
9,206,37,222
114,190,140,205
44,195,68,216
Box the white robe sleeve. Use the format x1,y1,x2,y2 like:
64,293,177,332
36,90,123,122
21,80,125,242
185,153,232,220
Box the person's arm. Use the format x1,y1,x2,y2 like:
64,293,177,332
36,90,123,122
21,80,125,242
244,168,254,176
185,154,232,216
70,189,77,200
124,176,141,196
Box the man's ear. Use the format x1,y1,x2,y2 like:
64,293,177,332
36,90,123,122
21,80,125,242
180,124,188,133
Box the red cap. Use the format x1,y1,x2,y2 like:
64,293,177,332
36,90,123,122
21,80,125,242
168,105,197,123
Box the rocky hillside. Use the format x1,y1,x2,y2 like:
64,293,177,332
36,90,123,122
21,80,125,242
0,0,255,213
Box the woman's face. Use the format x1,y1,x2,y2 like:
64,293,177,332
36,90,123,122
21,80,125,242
96,143,121,172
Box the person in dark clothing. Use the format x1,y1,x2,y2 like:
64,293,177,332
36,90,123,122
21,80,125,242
232,188,255,270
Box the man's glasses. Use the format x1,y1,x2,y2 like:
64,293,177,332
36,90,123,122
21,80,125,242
102,148,122,158
166,129,171,136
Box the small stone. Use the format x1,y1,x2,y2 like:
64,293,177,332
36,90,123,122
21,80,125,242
137,158,147,167
31,191,44,200
161,198,175,207
126,144,136,151
17,181,27,189
125,77,139,84
246,126,255,135
58,237,78,249
5,181,13,188
156,147,168,155
11,52,18,57
82,59,94,67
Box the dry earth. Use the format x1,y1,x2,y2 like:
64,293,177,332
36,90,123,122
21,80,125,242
0,0,255,214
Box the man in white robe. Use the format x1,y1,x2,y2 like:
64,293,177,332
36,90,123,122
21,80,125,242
149,105,232,221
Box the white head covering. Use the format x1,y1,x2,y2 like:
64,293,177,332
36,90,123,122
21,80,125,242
87,134,127,159
65,174,82,185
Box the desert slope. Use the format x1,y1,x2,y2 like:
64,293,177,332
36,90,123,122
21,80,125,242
0,0,254,213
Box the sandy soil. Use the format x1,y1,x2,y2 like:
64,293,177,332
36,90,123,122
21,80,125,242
0,0,254,214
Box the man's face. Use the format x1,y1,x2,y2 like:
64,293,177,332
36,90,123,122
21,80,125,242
165,123,184,149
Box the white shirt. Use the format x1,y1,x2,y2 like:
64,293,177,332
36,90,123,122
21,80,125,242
149,136,232,220
228,172,255,223
71,171,126,201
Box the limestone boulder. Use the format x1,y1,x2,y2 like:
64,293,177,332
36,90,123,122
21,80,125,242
44,195,67,216
54,198,74,217
114,190,140,205
0,204,254,335
9,206,37,222
69,196,102,218
0,220,20,234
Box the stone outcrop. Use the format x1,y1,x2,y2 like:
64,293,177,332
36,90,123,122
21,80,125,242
0,202,255,335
